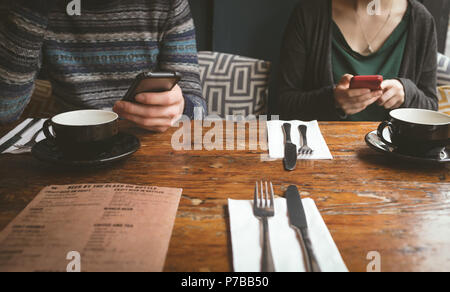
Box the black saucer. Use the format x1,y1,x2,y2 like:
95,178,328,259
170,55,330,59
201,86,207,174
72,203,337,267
365,130,450,164
31,132,140,167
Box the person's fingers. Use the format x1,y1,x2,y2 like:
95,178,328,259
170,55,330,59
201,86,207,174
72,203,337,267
344,95,379,114
339,74,353,83
128,122,170,133
130,121,171,133
381,80,396,91
135,85,182,106
337,74,354,90
383,99,396,109
135,92,174,106
114,101,180,119
378,88,397,107
349,90,382,103
347,88,372,98
116,111,174,129
383,96,403,109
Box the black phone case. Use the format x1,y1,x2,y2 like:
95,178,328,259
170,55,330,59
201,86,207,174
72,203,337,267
122,72,182,102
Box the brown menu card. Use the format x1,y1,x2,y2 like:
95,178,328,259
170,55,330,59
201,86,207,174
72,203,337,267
0,184,182,272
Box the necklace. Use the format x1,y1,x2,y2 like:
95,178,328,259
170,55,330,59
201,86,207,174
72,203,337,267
356,0,394,55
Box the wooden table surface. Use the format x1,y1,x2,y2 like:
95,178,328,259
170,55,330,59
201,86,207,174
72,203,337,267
0,121,449,272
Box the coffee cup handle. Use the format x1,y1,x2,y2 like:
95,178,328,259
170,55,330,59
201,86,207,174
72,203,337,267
377,121,394,147
43,119,56,141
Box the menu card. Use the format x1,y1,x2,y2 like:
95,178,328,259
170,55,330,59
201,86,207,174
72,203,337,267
0,184,182,272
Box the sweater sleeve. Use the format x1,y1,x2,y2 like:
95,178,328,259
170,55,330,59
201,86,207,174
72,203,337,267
277,4,340,121
399,14,438,111
158,0,206,120
0,1,50,124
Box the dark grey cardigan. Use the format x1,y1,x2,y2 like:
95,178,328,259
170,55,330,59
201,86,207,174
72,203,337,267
277,0,438,121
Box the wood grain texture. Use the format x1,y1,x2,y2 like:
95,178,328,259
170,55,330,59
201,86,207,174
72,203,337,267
0,121,449,272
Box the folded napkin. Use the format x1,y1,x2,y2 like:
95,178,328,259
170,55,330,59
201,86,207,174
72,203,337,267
267,120,333,160
0,119,46,154
228,198,348,272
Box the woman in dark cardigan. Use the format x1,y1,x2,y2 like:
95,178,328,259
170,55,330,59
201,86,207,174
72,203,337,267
277,0,438,121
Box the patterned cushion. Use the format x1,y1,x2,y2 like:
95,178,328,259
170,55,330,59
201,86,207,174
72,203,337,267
438,86,450,115
198,51,271,118
437,53,450,86
437,53,450,115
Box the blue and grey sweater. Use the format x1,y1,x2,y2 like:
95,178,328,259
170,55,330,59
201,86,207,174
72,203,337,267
0,0,206,124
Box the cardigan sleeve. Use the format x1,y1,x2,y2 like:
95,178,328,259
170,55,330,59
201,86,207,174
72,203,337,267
399,14,438,111
277,4,340,121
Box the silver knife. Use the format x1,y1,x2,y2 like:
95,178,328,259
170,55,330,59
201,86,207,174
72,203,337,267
0,118,41,154
282,123,297,171
286,185,321,272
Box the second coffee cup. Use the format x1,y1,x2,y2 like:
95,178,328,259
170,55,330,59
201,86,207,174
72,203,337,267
377,108,450,157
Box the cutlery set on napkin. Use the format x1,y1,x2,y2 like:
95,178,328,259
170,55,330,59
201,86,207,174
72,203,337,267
0,118,46,154
266,120,333,171
229,184,347,272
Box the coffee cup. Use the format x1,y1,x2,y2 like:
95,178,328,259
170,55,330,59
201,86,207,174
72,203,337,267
377,108,450,156
43,110,119,158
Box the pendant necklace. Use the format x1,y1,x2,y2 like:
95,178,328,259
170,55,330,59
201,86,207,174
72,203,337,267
356,0,394,55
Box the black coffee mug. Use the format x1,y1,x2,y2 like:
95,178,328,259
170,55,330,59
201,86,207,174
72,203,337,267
43,110,119,158
377,109,450,156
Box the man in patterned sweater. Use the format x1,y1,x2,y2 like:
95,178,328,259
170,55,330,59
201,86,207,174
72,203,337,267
0,0,206,132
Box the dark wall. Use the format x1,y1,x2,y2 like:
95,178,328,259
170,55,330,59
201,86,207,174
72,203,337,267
422,0,450,53
211,0,298,63
189,0,298,61
190,0,450,57
189,0,213,51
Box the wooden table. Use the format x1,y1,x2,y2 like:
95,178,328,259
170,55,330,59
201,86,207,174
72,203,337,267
0,121,449,272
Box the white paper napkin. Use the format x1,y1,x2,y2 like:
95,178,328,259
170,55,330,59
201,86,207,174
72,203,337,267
267,120,333,160
228,198,348,272
0,119,46,154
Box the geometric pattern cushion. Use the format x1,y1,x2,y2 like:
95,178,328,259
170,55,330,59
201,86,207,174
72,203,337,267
198,51,271,118
437,53,450,87
438,86,450,115
436,53,450,115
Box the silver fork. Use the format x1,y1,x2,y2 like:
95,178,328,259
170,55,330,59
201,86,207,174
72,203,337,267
298,125,314,155
13,129,43,150
253,181,275,272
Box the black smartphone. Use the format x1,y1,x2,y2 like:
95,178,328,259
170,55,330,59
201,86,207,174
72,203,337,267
122,72,182,102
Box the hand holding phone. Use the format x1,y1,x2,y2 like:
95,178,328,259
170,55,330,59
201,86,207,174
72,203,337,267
122,72,182,103
350,75,383,91
334,74,384,116
376,79,406,110
114,71,185,133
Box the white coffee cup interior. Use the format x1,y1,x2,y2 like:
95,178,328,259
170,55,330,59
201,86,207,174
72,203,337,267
52,110,118,126
390,109,450,126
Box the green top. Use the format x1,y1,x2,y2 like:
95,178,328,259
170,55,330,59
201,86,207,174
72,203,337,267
332,6,410,121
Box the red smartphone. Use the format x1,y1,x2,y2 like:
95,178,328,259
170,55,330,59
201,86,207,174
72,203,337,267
350,75,383,91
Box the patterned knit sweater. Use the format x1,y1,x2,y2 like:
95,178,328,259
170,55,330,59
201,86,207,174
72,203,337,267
0,0,206,124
